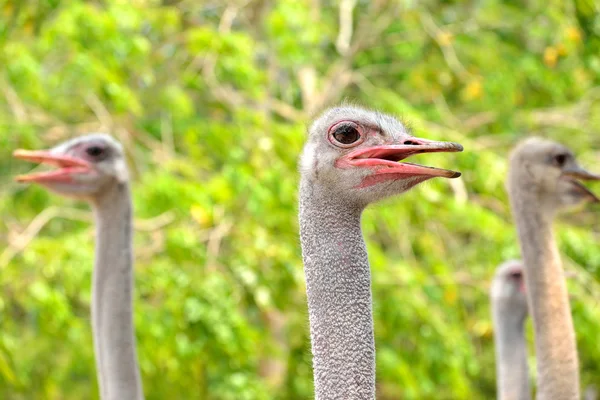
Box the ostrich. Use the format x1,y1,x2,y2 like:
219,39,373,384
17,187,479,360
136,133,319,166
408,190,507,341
298,106,463,399
507,137,599,400
491,260,531,400
585,385,598,400
14,134,144,400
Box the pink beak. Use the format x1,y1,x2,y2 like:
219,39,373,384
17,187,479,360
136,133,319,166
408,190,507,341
13,149,91,183
336,137,463,187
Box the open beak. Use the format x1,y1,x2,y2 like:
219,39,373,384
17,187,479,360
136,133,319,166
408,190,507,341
13,149,91,183
561,165,600,203
337,137,463,180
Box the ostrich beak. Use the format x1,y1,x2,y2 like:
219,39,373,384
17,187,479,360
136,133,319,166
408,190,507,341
338,137,463,180
13,149,91,183
562,165,600,181
561,165,600,203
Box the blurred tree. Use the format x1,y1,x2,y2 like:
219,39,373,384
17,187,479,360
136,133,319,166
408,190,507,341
0,0,599,399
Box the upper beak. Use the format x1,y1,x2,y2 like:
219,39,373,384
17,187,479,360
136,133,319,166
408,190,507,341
339,137,463,179
562,165,600,181
13,149,90,183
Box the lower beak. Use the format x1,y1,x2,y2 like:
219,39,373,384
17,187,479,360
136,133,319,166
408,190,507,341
13,149,90,183
568,180,600,203
561,165,600,203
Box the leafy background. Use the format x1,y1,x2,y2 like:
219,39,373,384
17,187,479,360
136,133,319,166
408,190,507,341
1,0,599,399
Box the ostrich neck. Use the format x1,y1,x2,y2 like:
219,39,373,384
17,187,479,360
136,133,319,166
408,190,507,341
299,179,375,400
510,190,579,400
92,183,144,400
492,302,530,400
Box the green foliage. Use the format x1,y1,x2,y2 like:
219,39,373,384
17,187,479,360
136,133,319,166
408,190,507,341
1,0,599,398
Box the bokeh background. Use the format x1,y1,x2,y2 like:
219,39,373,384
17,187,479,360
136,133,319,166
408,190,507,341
1,0,599,399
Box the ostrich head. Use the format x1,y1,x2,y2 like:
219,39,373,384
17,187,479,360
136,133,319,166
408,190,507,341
508,137,599,211
300,106,463,206
13,134,128,200
491,260,528,319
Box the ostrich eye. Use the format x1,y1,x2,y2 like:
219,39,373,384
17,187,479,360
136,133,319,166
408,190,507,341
333,125,360,144
553,153,568,167
329,122,362,148
327,121,364,148
86,145,106,158
509,272,522,279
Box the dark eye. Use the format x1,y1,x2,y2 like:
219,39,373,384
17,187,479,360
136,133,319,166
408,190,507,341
86,146,105,158
553,153,567,167
509,272,522,279
328,121,363,147
334,125,360,144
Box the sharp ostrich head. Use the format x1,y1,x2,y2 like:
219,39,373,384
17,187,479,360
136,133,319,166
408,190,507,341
13,134,128,199
491,260,528,319
508,137,600,211
300,106,463,206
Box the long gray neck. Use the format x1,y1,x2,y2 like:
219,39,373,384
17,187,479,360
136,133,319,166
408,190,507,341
492,301,531,400
509,188,579,400
299,179,375,400
92,183,144,400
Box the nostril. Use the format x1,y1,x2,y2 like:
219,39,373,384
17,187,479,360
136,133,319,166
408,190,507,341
403,140,419,145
